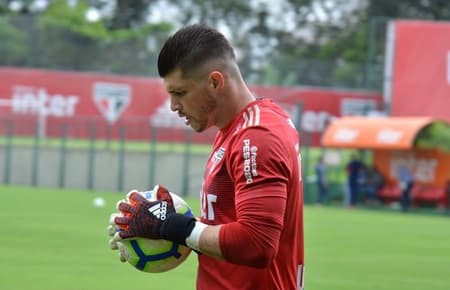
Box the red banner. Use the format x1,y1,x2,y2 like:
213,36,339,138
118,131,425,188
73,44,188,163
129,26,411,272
0,67,382,145
389,20,450,122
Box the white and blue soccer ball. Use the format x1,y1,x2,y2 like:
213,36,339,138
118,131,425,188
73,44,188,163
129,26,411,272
117,190,194,273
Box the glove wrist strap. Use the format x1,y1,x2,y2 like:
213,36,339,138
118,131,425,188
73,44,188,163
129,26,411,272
160,213,196,246
185,222,207,251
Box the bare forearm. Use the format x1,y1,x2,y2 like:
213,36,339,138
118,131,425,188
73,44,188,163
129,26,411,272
197,225,224,260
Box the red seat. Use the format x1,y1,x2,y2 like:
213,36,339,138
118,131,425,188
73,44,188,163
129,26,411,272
411,184,447,208
377,183,448,209
377,184,402,201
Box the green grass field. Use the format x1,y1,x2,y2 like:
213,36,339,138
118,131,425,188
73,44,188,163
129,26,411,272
1,185,449,290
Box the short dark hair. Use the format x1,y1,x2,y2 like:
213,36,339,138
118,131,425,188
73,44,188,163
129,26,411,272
157,24,236,77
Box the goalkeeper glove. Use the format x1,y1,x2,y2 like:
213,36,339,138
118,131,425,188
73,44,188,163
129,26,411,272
108,213,127,263
112,185,197,247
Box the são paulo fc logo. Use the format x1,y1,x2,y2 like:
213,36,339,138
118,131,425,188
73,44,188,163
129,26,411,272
93,82,131,124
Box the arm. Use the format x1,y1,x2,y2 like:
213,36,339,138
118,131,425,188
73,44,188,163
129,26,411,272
111,184,286,268
110,186,225,259
190,191,286,267
112,128,291,268
196,224,223,259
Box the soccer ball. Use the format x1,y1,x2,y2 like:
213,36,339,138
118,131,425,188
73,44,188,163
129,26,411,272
117,190,194,273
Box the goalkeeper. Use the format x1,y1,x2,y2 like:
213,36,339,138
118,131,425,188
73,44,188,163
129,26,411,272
110,24,305,290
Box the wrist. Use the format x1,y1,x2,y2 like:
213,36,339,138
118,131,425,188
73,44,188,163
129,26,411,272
185,221,207,252
159,213,196,246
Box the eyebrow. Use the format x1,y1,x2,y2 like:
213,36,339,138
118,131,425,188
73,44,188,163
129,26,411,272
167,88,186,96
164,83,181,92
166,81,190,94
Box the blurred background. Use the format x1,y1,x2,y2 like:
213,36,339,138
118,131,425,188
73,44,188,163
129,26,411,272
1,1,450,290
0,0,449,211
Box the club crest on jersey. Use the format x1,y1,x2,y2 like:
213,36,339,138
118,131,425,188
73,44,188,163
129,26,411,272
93,82,131,124
208,147,226,174
242,139,258,183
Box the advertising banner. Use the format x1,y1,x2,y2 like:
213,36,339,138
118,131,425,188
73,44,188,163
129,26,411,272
0,67,382,145
388,20,450,122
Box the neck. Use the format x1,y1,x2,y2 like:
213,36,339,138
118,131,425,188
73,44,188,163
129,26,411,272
216,78,255,129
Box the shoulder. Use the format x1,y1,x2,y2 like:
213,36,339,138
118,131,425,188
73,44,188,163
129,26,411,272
239,99,297,138
224,99,299,157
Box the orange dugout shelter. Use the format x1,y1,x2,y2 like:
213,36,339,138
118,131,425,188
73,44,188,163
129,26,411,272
321,116,450,208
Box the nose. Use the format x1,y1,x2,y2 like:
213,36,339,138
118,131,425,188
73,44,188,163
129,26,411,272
170,97,181,112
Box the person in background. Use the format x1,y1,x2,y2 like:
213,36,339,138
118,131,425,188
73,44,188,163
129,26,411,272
109,24,305,290
362,164,385,204
346,154,363,207
315,155,327,205
397,164,414,212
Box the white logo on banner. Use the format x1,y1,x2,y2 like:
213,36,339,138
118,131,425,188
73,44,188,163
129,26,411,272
376,129,403,144
447,51,450,85
389,153,438,183
10,86,79,117
93,82,131,124
341,99,377,116
150,99,186,128
301,110,333,132
333,128,358,143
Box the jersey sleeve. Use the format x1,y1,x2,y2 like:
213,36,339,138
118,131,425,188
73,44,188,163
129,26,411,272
219,126,294,268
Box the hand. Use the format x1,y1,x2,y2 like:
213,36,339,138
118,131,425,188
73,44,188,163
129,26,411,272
114,185,176,240
108,213,128,263
108,213,120,249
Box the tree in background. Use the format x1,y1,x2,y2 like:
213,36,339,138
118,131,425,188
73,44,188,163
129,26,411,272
1,0,450,89
0,0,172,75
0,16,28,65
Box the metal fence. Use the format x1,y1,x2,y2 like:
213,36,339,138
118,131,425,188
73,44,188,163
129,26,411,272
0,114,209,196
0,112,352,204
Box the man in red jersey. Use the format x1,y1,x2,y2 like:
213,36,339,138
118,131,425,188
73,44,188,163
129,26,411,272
111,24,304,290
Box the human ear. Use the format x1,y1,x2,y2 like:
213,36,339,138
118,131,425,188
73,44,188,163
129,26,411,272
209,71,224,89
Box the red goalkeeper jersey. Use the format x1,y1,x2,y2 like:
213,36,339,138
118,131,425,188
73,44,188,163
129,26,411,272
197,98,304,290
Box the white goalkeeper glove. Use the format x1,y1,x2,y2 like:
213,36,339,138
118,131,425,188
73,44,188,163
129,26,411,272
108,213,127,263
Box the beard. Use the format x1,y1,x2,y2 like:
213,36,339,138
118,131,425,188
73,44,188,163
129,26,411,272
190,94,217,133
